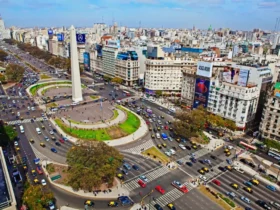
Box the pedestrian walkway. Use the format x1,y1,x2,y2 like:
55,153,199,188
123,140,155,154
204,162,228,181
6,117,45,125
178,148,209,163
60,108,126,129
123,166,170,191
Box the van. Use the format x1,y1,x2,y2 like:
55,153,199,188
156,133,160,139
36,128,41,134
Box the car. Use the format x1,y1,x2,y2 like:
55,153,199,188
226,191,236,199
243,187,253,193
266,185,277,192
117,173,124,180
162,143,167,148
55,142,61,146
177,160,183,165
44,136,49,141
34,178,39,184
139,175,148,182
31,170,37,176
240,158,249,164
155,185,165,194
243,181,253,187
240,196,251,204
172,180,188,193
49,130,54,135
51,148,57,153
202,167,209,173
199,175,207,182
225,165,232,171
84,200,95,207
132,165,139,170
48,201,56,210
248,162,256,168
251,179,259,185
218,166,227,172
178,144,186,150
154,204,163,210
138,179,146,188
117,196,134,206
269,201,280,210
41,179,47,186
40,143,46,147
157,144,162,149
198,169,205,174
226,152,231,156
186,162,193,166
190,157,197,163
164,125,168,130
185,145,191,150
36,166,43,175
212,179,221,186
256,200,271,210
121,169,128,175
108,201,118,207
192,144,197,149
29,139,34,143
165,151,171,157
59,138,65,143
14,141,19,146
210,155,217,160
231,183,239,189
167,203,176,210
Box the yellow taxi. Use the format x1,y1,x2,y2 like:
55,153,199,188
157,127,161,131
13,126,16,130
251,179,259,185
226,152,231,156
231,183,239,189
226,165,232,171
202,167,209,173
11,111,15,115
31,170,36,176
224,149,229,153
15,147,20,151
40,143,46,147
151,134,155,138
108,201,118,207
116,173,124,180
243,187,253,193
29,139,34,143
162,143,167,148
198,169,205,175
149,127,152,131
84,200,94,207
192,145,197,149
34,178,39,184
167,203,176,210
176,138,181,143
157,144,162,149
41,125,45,129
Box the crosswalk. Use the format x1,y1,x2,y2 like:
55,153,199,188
123,140,155,154
0,95,27,99
178,148,210,163
30,144,51,161
123,166,170,191
6,117,45,125
204,162,227,181
147,182,196,209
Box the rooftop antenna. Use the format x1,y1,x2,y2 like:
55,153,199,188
274,18,278,32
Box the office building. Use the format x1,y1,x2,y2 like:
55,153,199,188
102,40,120,77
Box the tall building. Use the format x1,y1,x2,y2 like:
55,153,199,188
0,16,10,40
181,67,197,108
102,40,120,77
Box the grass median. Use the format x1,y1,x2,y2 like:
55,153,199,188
40,74,52,79
142,146,170,164
30,81,71,96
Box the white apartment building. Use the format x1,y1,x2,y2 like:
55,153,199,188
102,40,120,77
181,67,196,107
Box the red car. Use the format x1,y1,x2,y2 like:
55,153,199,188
164,125,169,130
36,166,43,175
146,121,150,125
155,185,165,194
212,179,221,186
138,180,146,188
59,138,65,143
171,181,188,193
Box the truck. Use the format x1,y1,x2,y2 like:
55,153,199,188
12,170,22,183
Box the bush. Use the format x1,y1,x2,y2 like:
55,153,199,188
222,197,235,208
46,163,55,173
264,139,280,151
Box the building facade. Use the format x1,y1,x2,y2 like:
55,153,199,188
181,67,196,107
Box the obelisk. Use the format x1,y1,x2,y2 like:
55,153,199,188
69,25,83,102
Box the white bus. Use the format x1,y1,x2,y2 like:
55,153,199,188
19,125,24,133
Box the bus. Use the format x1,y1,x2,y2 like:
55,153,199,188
123,90,131,97
19,125,24,133
239,141,257,151
268,148,280,161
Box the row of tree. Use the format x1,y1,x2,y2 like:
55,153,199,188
0,63,25,83
66,142,123,191
0,50,8,62
173,106,236,139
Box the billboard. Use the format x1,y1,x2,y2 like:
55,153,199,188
48,29,53,35
107,40,120,48
96,44,103,57
193,78,210,108
222,66,240,85
57,33,64,42
237,69,249,87
197,61,213,78
83,52,90,71
76,33,86,44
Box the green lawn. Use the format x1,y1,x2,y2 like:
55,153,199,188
30,82,71,96
40,74,52,79
4,125,18,140
90,95,99,100
119,111,140,134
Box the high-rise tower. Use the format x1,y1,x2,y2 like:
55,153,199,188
69,25,83,102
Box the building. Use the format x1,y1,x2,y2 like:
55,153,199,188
115,50,140,86
0,147,17,210
101,40,120,77
181,67,196,108
0,17,10,40
259,82,280,141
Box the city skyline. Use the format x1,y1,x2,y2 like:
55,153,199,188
1,0,280,30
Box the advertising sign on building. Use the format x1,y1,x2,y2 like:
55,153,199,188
57,33,64,42
237,69,249,87
48,29,53,35
222,66,240,85
96,44,103,57
193,78,210,108
76,33,86,44
196,61,213,78
83,52,90,71
107,40,120,48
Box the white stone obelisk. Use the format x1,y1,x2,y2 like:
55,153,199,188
69,25,83,102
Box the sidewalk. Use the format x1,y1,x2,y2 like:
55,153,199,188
41,160,129,200
202,131,225,151
61,108,126,129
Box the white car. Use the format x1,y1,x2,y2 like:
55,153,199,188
139,175,148,182
17,112,20,116
41,179,47,186
156,133,160,139
240,196,250,204
165,151,172,157
199,175,207,182
169,149,176,155
31,107,35,111
12,100,15,104
27,106,30,110
14,141,19,146
49,130,54,135
179,144,186,150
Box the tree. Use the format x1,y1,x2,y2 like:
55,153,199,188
155,90,162,97
5,63,25,82
22,182,54,210
0,50,8,61
111,77,123,84
0,123,17,147
66,142,123,191
103,75,112,82
0,73,6,83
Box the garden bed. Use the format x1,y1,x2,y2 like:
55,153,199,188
142,146,170,164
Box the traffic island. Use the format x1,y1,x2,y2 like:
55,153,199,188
141,146,170,165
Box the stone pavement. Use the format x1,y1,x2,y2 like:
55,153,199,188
60,108,126,129
202,131,225,150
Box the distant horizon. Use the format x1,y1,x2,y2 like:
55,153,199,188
1,0,279,31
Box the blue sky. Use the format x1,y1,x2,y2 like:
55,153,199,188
1,0,280,30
